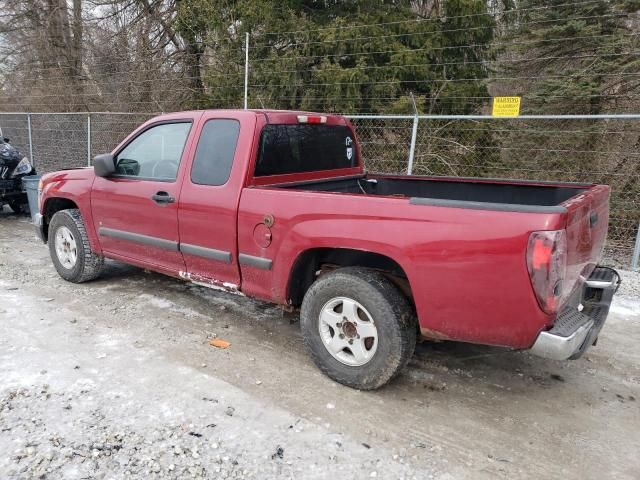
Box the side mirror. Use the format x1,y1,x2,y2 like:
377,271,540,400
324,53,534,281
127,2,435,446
94,153,116,177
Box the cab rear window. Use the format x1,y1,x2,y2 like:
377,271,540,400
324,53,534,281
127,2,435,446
254,124,358,177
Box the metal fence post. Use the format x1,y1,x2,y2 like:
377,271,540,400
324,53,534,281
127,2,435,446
407,116,419,175
632,222,640,271
407,92,419,175
27,113,34,167
87,114,91,166
244,32,249,110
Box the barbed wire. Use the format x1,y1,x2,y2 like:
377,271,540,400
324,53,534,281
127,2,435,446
251,12,628,49
260,0,610,36
249,32,640,64
10,47,640,83
5,97,640,114
8,72,639,101
248,72,640,89
6,24,638,75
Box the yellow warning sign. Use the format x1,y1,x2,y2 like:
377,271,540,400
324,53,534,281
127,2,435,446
492,97,521,117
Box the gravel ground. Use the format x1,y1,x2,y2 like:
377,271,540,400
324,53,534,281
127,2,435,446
614,268,640,298
0,282,413,480
1,209,639,479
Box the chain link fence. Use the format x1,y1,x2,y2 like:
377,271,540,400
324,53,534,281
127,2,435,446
353,114,640,267
0,113,155,172
1,111,639,267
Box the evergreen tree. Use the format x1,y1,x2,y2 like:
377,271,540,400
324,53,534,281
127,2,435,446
497,0,640,247
499,0,640,114
174,0,496,115
174,0,498,175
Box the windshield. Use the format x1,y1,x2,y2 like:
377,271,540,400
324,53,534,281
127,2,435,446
255,124,358,177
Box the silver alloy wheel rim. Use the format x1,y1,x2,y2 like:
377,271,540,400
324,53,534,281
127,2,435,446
55,226,78,270
318,296,379,367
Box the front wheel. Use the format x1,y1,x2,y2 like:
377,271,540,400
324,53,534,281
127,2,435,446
48,209,104,283
301,267,416,390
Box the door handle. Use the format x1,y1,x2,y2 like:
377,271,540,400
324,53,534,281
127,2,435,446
151,191,175,204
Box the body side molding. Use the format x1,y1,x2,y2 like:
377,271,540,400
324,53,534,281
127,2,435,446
98,227,178,251
238,253,272,270
180,243,232,263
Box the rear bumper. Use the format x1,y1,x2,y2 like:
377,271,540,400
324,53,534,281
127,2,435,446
529,267,620,361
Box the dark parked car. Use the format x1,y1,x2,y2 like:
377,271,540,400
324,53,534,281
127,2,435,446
0,127,35,213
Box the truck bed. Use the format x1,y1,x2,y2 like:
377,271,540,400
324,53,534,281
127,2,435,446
275,174,589,210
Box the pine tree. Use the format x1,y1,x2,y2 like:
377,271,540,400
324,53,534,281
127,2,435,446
497,0,640,249
173,0,498,174
499,0,640,114
174,0,496,115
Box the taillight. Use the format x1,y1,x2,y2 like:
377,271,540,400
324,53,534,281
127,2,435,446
526,230,567,315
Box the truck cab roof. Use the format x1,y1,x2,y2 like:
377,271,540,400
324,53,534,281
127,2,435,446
149,109,350,126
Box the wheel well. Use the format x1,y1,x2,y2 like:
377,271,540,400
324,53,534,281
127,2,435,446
287,248,413,307
41,198,79,241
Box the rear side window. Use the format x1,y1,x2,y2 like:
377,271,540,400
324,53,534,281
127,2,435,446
191,119,241,186
255,124,358,177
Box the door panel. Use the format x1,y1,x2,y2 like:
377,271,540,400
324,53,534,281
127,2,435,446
92,177,184,272
178,115,250,289
91,120,195,273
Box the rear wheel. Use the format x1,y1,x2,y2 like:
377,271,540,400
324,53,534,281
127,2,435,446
301,267,416,390
48,209,104,283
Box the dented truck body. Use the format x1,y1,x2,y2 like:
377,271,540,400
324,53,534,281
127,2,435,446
36,109,617,368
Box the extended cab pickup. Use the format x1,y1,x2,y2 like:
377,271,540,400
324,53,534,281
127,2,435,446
36,110,620,389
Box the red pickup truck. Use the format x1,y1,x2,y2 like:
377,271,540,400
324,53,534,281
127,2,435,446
35,109,620,389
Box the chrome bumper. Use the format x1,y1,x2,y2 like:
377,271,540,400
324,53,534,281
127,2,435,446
529,267,619,361
529,317,594,360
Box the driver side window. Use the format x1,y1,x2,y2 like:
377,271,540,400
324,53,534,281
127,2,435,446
115,122,191,181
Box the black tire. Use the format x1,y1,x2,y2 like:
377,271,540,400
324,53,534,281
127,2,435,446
8,201,29,215
48,209,104,283
301,267,417,390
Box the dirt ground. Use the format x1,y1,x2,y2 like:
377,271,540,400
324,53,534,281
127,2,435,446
1,209,639,480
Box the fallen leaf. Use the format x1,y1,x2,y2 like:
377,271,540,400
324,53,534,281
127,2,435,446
209,338,231,349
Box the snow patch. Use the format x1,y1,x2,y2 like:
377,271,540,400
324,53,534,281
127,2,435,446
139,294,174,309
138,293,205,318
610,296,640,317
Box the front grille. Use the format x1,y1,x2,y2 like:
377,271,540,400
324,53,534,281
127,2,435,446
0,166,10,179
